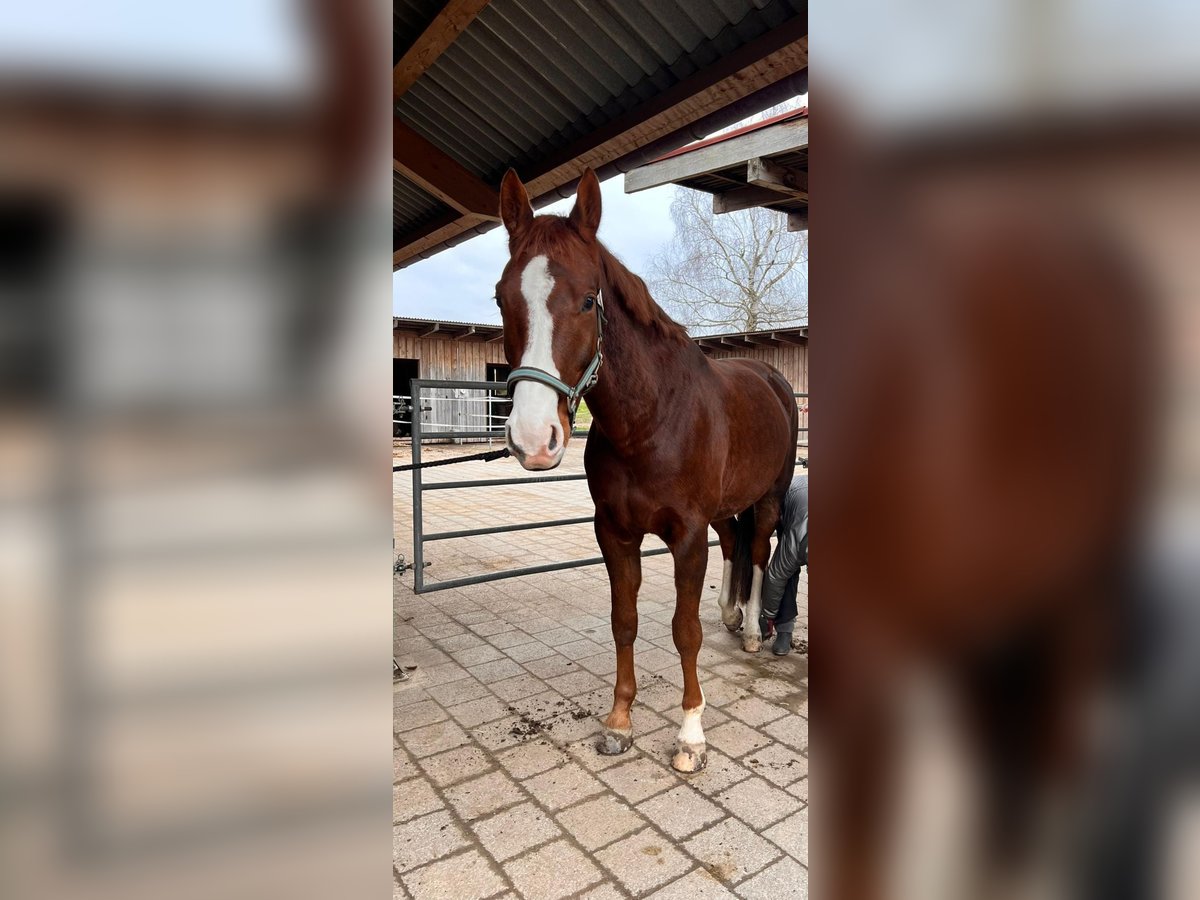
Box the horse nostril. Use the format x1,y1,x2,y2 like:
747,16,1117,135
547,427,558,452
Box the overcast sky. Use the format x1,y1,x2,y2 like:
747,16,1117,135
392,177,680,324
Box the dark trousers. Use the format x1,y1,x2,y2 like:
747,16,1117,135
775,573,799,633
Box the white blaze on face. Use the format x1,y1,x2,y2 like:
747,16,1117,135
507,254,563,455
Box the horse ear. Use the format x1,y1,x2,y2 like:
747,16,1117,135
569,168,602,241
499,168,533,238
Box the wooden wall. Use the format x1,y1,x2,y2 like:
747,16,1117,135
394,331,508,439
702,342,807,394
703,342,808,445
395,327,807,444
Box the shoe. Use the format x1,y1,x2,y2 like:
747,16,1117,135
771,631,792,656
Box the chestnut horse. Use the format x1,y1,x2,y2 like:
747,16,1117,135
494,168,798,772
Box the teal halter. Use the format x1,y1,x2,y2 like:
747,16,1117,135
506,288,605,428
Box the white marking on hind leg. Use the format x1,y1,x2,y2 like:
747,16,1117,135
743,566,764,652
716,559,740,628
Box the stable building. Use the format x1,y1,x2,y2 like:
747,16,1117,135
393,316,807,439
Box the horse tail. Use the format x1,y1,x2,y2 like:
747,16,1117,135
729,505,756,609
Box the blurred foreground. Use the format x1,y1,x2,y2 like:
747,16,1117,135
0,3,392,899
815,2,1200,899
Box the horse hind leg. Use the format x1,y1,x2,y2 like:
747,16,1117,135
711,517,742,631
742,494,782,653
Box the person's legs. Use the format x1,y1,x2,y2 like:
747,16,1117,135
768,574,800,655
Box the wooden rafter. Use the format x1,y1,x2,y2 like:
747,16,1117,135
393,117,500,220
393,0,492,99
713,185,798,215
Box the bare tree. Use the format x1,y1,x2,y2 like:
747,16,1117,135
649,187,808,334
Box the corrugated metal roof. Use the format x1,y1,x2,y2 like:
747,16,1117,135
393,0,807,248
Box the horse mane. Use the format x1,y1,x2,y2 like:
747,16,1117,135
598,243,691,346
511,215,691,346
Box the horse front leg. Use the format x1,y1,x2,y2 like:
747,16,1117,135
669,525,711,773
596,515,643,756
711,517,742,632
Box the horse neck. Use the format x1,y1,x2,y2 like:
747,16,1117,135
584,277,697,450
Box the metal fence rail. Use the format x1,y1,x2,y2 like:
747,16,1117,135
406,379,805,594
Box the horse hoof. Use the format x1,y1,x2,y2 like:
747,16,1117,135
597,729,633,756
671,742,708,774
742,638,762,653
723,608,743,633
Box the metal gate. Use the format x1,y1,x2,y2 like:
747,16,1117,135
405,379,805,594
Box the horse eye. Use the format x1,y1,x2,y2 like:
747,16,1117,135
581,294,595,312
494,295,501,308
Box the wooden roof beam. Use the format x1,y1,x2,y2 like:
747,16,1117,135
787,210,809,232
451,326,477,341
747,156,808,198
394,0,492,99
713,184,799,215
393,117,501,220
626,117,808,194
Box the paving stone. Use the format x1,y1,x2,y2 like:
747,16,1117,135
421,662,472,685
704,721,773,759
743,742,807,787
724,695,789,728
393,809,470,873
539,626,582,646
399,720,471,758
597,757,679,804
502,640,558,663
426,677,488,706
496,739,570,779
635,784,725,840
394,778,442,824
471,800,561,861
787,778,808,803
683,818,782,886
488,629,537,649
558,638,608,659
555,794,648,851
545,669,607,697
472,715,535,752
713,776,802,830
453,644,506,668
394,699,449,733
524,655,580,680
444,770,527,821
420,622,468,640
648,868,739,899
733,856,808,900
595,827,692,896
491,673,549,702
473,619,515,637
684,753,751,800
634,647,681,673
503,839,603,900
394,684,432,709
504,690,570,722
417,744,494,788
439,632,488,653
764,715,808,752
579,884,626,900
394,750,419,784
468,658,525,683
576,652,619,675
763,808,807,861
447,695,511,728
522,762,606,811
402,849,507,900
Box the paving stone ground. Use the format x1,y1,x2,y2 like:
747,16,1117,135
395,440,808,899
